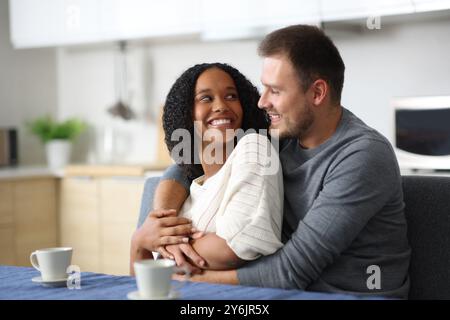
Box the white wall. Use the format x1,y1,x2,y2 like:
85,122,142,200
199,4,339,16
145,40,261,108
2,4,450,165
333,16,450,141
58,16,450,163
57,39,262,164
0,0,58,165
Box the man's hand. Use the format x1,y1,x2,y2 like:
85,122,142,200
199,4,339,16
137,209,194,251
164,243,206,275
130,208,194,275
173,269,239,285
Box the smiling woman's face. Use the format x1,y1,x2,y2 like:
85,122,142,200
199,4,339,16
193,67,243,143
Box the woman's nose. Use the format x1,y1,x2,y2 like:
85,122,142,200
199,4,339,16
212,100,228,113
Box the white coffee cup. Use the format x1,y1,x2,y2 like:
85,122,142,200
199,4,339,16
134,259,190,299
30,247,73,281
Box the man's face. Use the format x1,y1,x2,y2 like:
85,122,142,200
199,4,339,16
258,54,314,140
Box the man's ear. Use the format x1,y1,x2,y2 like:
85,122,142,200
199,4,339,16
311,79,328,106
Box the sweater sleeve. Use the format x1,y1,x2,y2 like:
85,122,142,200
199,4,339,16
237,139,401,289
215,133,284,261
160,164,192,192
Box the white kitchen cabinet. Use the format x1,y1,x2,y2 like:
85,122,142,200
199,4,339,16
413,0,450,12
201,0,320,40
9,0,450,48
9,0,202,49
10,0,104,48
10,0,63,48
266,0,321,26
320,0,415,21
114,0,201,39
200,0,265,40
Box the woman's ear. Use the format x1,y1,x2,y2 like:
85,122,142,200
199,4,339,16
311,79,328,106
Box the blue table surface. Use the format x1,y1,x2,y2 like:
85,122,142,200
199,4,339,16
0,266,373,300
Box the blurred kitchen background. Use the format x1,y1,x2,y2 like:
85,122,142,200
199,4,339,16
1,0,450,275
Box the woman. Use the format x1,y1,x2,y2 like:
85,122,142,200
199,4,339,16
162,63,284,270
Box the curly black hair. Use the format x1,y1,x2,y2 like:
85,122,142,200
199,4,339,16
163,63,268,180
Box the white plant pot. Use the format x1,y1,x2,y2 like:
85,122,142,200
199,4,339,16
45,140,72,169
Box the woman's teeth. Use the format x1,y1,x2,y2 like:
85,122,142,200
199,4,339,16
210,119,231,126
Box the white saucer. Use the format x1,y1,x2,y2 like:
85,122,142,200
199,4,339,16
127,290,180,300
32,276,68,287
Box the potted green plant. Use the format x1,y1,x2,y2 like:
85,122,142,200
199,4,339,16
27,116,86,169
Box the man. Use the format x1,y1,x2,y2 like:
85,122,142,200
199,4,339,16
130,25,411,298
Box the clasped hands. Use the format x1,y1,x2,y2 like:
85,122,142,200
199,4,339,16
131,209,206,275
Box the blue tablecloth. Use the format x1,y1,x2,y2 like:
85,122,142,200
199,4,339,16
0,266,370,300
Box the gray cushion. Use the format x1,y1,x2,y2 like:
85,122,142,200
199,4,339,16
402,175,450,300
136,176,160,229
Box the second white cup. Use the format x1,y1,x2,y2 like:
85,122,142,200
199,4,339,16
134,259,189,299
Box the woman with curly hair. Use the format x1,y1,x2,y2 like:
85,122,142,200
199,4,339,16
155,63,283,271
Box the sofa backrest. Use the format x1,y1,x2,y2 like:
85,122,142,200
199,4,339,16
137,175,450,299
137,176,160,229
402,175,450,300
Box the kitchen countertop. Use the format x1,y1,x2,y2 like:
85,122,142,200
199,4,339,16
3,165,449,180
0,164,168,180
64,163,167,177
0,166,64,180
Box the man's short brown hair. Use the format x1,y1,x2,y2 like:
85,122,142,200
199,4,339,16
259,25,345,103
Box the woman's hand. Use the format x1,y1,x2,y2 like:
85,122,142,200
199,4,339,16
129,209,194,275
164,242,206,275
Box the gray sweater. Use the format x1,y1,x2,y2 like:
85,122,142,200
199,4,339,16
161,107,411,298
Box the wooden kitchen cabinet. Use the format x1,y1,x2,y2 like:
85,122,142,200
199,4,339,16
0,178,58,266
0,225,15,265
0,182,15,265
13,179,58,266
59,176,145,275
99,178,144,275
1,167,150,275
59,177,101,273
0,182,14,225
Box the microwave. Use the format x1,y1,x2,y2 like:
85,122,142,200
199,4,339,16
393,96,450,170
0,128,18,166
